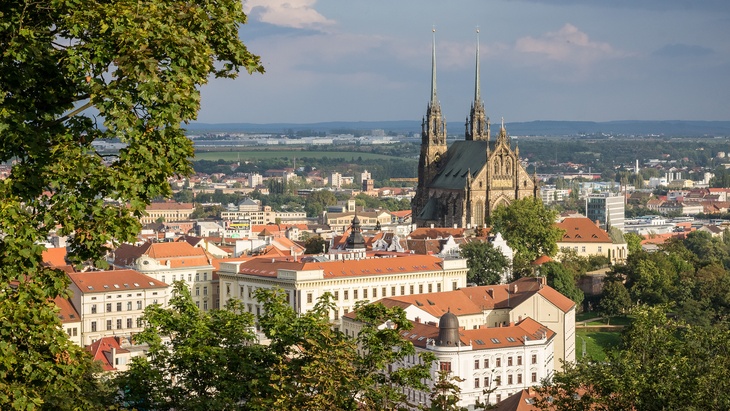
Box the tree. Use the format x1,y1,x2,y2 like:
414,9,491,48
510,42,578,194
459,241,509,285
304,235,328,254
114,282,263,410
305,190,337,217
1,1,262,407
541,262,584,305
424,370,467,411
599,280,632,324
535,306,730,410
623,232,643,255
490,198,562,275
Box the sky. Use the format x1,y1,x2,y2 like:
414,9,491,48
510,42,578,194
195,0,730,124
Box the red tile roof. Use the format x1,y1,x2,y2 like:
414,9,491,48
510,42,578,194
67,269,167,293
42,247,67,267
146,202,194,210
53,296,80,323
114,241,213,268
235,254,446,279
86,337,128,371
401,317,554,349
555,217,611,243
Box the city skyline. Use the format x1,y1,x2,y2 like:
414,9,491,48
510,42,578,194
195,0,730,124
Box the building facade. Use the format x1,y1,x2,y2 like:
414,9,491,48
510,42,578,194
586,193,625,232
413,33,537,229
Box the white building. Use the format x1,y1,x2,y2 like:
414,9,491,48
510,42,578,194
585,193,625,232
113,241,218,312
66,269,169,346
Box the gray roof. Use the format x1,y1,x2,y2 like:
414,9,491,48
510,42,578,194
430,141,487,190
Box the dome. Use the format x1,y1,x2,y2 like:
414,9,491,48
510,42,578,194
436,311,460,347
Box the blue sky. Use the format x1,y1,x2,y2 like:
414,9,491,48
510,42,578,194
195,0,730,124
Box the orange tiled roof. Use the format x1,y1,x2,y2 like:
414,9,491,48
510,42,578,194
67,269,167,293
146,202,194,210
42,247,67,267
53,296,80,323
86,337,128,371
236,254,445,279
114,241,213,269
555,217,611,243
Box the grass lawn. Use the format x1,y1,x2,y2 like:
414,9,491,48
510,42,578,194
585,315,633,326
576,329,622,362
576,312,599,322
194,149,410,162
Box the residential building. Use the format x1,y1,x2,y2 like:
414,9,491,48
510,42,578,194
66,269,169,346
555,217,628,264
141,202,194,224
113,241,218,312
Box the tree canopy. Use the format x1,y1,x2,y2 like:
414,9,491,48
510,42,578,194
1,1,262,407
490,197,562,274
459,240,509,285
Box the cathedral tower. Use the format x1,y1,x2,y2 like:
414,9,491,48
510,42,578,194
414,29,447,217
465,29,489,142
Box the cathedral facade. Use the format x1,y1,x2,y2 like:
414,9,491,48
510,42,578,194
412,32,537,228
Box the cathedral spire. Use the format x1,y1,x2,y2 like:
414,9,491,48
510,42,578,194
430,27,438,107
474,28,480,104
466,28,488,142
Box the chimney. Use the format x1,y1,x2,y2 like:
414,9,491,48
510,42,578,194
415,317,421,323
430,224,434,229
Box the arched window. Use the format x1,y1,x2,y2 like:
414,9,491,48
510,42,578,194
475,200,484,227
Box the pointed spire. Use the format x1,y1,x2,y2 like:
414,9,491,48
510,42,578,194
474,28,481,104
430,27,437,106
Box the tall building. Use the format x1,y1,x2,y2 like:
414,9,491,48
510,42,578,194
585,193,625,232
413,31,537,229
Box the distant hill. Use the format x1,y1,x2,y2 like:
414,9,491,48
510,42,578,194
186,120,730,137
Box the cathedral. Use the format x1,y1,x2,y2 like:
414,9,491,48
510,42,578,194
412,31,537,229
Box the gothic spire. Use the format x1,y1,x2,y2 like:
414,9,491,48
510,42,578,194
474,28,480,104
430,27,438,107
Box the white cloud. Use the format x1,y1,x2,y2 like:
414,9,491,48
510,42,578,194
514,24,626,65
243,0,335,30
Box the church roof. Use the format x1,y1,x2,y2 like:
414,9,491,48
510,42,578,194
430,141,487,190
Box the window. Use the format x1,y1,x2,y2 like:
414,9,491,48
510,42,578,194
117,319,122,329
106,320,112,330
439,361,451,372
496,358,501,367
226,284,231,297
353,290,358,300
334,291,339,301
474,378,480,388
484,377,489,387
517,373,523,384
598,246,602,253
508,374,513,385
116,302,122,311
382,287,386,297
195,287,200,296
508,357,513,366
188,274,192,281
204,300,208,310
372,288,377,298
333,310,339,320
307,293,313,304
474,359,480,369
418,284,423,294
106,303,112,313
428,283,432,293
344,290,349,300
581,246,586,253
91,321,97,332
363,289,368,299
531,372,538,383
484,359,489,368
452,281,457,291
531,354,537,364
203,273,208,281
410,285,414,295
496,376,501,386
172,275,176,282
496,394,501,402
391,286,396,296
400,285,405,295
517,355,522,366
127,301,132,311
437,283,442,292
203,286,208,296
127,318,132,328
196,273,200,282
91,304,97,314
161,275,165,283
137,301,142,310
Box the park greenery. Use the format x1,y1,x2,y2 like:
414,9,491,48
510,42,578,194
0,0,262,408
114,283,436,410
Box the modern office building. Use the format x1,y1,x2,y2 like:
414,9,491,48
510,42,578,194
586,193,625,232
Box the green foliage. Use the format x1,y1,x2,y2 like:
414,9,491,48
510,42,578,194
490,198,562,275
541,262,584,305
599,280,632,323
305,190,337,217
623,232,643,254
304,236,328,254
536,306,730,410
1,1,261,407
115,282,260,410
459,241,509,285
423,370,467,411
